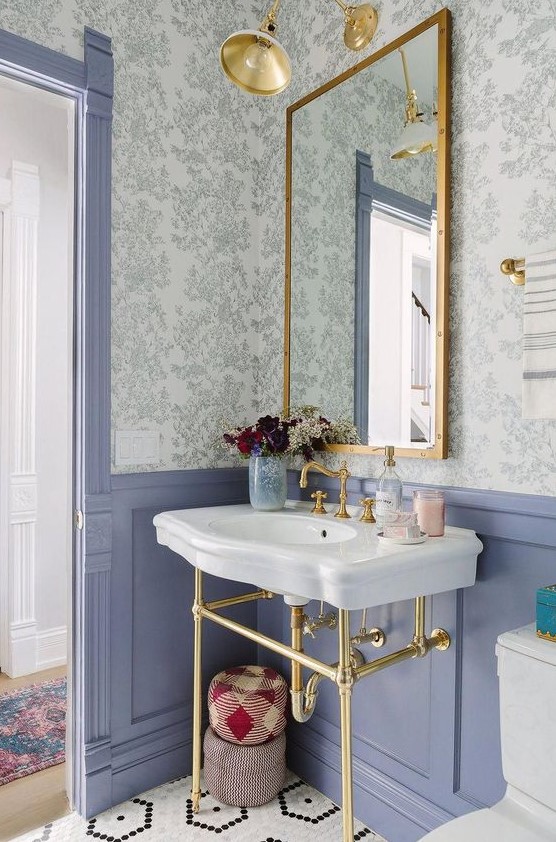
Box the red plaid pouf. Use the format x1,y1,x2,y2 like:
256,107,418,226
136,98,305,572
203,726,286,807
208,665,288,746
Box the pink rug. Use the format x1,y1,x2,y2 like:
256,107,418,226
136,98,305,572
0,676,66,785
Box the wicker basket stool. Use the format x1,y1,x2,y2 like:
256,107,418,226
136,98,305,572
208,665,288,746
203,725,286,807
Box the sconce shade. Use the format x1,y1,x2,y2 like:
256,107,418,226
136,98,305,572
391,48,436,159
220,29,292,96
390,118,436,159
343,4,378,51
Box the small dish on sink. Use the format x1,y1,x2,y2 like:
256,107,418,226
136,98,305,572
377,531,428,545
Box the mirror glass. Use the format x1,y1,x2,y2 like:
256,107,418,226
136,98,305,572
284,12,449,458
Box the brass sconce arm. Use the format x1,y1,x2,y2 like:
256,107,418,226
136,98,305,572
399,47,422,123
259,0,281,36
332,0,356,25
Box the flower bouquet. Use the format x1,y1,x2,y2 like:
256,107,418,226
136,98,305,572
222,407,360,511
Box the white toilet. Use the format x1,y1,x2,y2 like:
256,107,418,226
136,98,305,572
419,623,556,841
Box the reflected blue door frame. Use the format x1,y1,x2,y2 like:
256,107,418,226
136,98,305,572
0,27,113,817
354,149,434,441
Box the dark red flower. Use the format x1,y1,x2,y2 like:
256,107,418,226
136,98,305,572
236,427,263,455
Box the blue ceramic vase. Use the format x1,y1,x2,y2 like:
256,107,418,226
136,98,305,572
248,456,287,511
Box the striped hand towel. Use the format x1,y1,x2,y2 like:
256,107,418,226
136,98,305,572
523,249,556,418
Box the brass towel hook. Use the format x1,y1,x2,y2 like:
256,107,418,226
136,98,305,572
500,257,525,286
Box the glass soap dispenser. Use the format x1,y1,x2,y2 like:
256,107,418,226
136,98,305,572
375,445,402,530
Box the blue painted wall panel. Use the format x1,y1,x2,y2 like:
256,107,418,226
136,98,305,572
275,470,556,841
106,466,556,842
109,468,256,805
456,536,556,809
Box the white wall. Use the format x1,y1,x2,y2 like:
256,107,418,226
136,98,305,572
0,78,73,665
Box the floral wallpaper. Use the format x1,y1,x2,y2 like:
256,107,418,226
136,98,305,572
1,0,556,493
0,0,260,472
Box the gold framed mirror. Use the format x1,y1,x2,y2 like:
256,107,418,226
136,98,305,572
283,9,450,459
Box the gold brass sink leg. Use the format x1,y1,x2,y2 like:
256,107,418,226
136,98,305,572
338,608,354,842
191,568,203,813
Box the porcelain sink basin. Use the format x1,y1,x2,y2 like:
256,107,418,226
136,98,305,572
208,513,358,545
154,502,482,610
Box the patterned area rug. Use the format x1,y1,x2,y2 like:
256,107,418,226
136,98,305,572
0,677,66,786
11,772,387,841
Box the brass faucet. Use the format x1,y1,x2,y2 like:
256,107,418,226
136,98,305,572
299,459,351,519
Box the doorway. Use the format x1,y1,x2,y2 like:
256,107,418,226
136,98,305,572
0,25,114,824
0,73,76,839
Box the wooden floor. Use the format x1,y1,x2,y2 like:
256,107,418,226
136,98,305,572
0,666,70,842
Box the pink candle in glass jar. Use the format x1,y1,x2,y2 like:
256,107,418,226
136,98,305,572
413,490,445,537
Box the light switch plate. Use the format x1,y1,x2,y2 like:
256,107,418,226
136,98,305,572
114,431,160,466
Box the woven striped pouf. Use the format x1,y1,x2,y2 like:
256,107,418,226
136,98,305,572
208,665,288,745
203,725,286,807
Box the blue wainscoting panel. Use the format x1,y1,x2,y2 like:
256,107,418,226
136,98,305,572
110,468,254,805
275,471,556,842
106,466,556,841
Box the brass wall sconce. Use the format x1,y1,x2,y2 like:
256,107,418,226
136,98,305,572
390,46,436,159
220,0,378,97
333,0,378,51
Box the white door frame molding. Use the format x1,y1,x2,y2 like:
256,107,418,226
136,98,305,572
0,162,41,678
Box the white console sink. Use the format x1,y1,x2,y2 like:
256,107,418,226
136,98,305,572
154,501,481,610
208,512,359,545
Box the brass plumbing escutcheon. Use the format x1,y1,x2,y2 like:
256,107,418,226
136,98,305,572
303,601,337,638
299,459,351,519
351,608,385,647
311,490,328,514
351,626,386,647
359,497,376,523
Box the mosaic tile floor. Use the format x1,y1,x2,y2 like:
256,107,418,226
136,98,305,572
12,772,387,842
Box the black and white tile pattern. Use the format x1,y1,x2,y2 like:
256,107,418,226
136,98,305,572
12,772,387,842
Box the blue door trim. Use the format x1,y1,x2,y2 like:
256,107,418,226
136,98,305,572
354,149,434,441
0,26,114,818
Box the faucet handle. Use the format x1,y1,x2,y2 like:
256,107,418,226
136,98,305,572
311,490,328,515
359,497,376,524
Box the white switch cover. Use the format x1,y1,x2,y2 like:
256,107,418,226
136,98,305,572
115,431,160,466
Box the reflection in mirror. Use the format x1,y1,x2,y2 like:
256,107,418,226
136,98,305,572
354,152,437,447
285,11,449,458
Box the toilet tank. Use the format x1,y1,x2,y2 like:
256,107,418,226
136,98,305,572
496,623,556,810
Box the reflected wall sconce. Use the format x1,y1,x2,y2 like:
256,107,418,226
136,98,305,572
220,0,378,97
390,47,436,160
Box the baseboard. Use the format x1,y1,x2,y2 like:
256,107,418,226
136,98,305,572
37,625,67,669
287,722,453,842
110,716,196,808
6,620,38,678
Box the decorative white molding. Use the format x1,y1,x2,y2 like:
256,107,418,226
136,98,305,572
11,521,35,623
0,176,11,206
9,473,37,518
6,622,66,676
11,161,39,219
37,625,67,669
0,162,40,678
8,618,38,678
